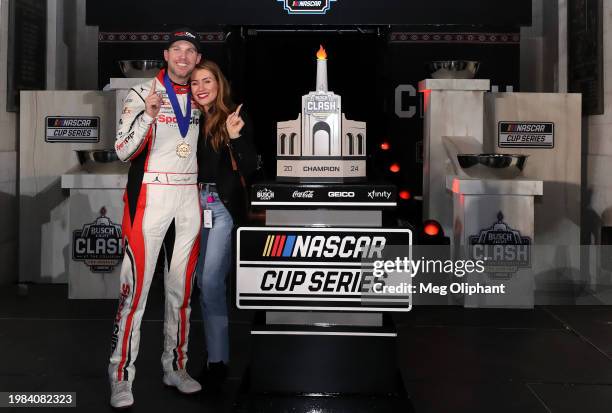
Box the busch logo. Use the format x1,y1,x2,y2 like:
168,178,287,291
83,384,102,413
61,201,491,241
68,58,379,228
277,0,336,14
73,207,123,273
469,211,531,276
292,190,314,198
368,190,392,200
257,188,275,201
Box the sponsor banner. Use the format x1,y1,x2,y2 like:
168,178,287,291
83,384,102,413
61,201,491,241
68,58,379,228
236,226,412,311
277,159,366,179
498,121,554,148
72,207,123,273
45,116,100,143
277,0,337,15
251,182,396,206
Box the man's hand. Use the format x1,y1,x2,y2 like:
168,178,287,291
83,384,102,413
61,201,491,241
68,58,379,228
145,79,162,119
226,104,244,139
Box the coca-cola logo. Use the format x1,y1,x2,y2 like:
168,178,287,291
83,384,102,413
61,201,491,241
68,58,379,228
292,190,314,199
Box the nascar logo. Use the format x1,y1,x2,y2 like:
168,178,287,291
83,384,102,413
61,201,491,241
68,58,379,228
503,123,549,132
52,119,95,127
277,0,336,14
261,234,386,259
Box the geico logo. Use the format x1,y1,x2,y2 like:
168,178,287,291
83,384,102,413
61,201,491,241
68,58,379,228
262,234,386,259
328,191,355,198
260,270,375,293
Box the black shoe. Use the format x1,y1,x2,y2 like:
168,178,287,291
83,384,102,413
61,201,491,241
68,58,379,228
199,361,227,395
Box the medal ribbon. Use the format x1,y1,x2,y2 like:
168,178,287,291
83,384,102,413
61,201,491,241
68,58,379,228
163,71,192,138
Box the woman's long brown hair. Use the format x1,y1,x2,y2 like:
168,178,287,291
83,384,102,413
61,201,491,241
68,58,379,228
192,60,235,152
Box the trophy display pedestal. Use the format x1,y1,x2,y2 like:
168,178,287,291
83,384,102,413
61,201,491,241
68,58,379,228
234,46,410,408
236,180,411,404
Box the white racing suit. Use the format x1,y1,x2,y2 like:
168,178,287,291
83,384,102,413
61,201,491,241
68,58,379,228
108,69,201,383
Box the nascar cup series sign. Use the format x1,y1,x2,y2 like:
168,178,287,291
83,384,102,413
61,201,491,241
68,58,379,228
45,116,100,143
498,121,554,148
236,227,412,311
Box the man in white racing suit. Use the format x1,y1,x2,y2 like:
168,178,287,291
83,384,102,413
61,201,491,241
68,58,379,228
108,28,202,409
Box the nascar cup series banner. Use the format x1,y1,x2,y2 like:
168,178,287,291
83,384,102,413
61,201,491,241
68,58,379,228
236,227,412,311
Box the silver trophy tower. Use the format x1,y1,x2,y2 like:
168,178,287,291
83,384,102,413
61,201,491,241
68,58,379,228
276,45,367,182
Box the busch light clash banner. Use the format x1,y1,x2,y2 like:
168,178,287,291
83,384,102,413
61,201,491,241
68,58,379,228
236,227,412,311
68,191,124,299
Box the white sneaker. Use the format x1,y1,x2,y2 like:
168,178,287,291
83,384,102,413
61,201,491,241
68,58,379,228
163,369,202,394
110,381,134,409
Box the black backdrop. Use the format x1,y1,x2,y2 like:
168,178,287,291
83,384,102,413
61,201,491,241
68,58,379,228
86,0,531,27
91,0,530,224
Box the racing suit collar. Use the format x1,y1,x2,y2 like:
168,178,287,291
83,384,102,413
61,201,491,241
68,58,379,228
156,69,190,95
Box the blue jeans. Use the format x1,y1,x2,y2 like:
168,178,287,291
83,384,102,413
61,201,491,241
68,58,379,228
195,188,233,363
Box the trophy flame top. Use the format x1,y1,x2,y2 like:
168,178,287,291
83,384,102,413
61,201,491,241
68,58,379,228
316,45,327,60
316,45,328,92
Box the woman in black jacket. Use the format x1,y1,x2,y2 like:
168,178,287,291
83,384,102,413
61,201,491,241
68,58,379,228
190,60,257,390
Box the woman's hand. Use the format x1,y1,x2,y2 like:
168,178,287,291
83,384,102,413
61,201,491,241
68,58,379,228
226,104,245,139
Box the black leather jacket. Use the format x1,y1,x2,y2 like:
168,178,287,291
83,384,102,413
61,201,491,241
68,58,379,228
196,110,257,225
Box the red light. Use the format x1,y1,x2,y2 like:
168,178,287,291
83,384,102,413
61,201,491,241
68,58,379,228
399,190,411,200
380,142,390,150
423,222,440,237
389,163,400,173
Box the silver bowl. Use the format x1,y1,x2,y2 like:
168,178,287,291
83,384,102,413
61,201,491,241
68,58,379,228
118,60,164,78
429,60,480,79
457,154,528,179
76,150,119,165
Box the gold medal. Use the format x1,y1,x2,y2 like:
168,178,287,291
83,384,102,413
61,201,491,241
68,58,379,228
176,141,192,158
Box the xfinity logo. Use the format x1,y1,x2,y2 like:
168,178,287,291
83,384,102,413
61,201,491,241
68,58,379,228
368,190,392,200
277,0,337,14
292,190,314,199
328,191,355,198
262,234,386,259
257,188,275,201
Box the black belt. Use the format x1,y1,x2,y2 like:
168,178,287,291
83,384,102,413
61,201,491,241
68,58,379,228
200,183,218,192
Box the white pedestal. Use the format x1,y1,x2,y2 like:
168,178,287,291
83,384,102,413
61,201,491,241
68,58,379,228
420,79,491,237
447,176,543,308
62,165,127,299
